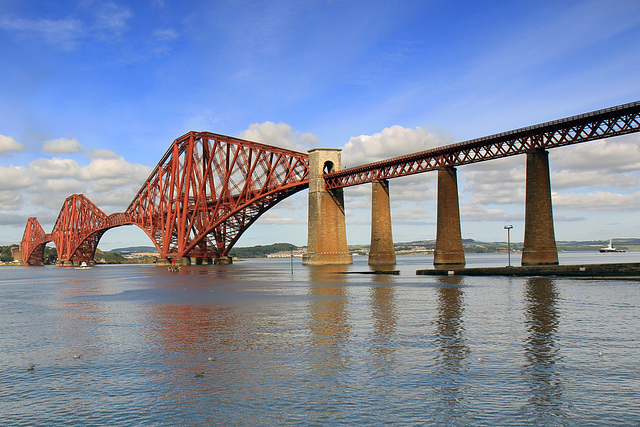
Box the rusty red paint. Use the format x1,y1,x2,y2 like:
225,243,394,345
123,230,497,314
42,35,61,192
21,132,310,265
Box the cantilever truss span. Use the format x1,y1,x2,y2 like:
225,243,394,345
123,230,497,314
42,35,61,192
324,100,640,189
21,132,310,264
126,131,310,259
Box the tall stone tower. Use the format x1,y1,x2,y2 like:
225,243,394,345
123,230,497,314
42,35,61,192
302,148,353,265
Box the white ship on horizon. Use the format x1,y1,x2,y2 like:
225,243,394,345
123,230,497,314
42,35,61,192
599,240,625,253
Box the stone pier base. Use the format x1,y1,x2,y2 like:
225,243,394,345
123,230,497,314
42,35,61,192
214,256,233,265
303,148,353,265
368,179,396,266
433,167,466,269
174,257,191,266
522,150,559,266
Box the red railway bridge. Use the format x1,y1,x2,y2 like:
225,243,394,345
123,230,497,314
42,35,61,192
20,100,640,268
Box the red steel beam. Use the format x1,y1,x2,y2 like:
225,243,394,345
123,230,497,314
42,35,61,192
20,217,52,265
325,100,640,189
125,131,309,259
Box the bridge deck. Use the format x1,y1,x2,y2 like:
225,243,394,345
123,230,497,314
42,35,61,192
325,100,640,189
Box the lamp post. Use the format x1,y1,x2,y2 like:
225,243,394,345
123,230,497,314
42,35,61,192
504,225,513,267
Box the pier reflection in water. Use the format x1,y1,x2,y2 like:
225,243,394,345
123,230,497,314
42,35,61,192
306,265,351,421
2,255,640,425
521,277,564,421
369,273,397,364
432,276,469,420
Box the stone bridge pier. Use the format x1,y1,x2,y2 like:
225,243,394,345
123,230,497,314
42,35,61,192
302,149,353,265
434,166,466,269
369,179,396,266
522,149,559,266
303,148,559,269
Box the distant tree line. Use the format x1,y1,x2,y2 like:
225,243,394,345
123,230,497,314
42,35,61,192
0,245,57,264
0,245,18,262
231,243,297,258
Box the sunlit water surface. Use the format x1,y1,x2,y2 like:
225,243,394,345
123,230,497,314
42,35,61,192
1,252,639,425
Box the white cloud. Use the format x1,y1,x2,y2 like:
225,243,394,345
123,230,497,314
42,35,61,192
88,186,143,210
29,158,82,179
0,14,84,49
0,3,132,49
0,190,25,211
42,137,83,154
551,169,640,190
93,2,131,35
460,203,522,223
392,207,433,221
553,191,640,211
87,149,121,159
0,166,31,190
78,157,146,181
239,122,318,153
2,150,153,213
463,168,526,205
28,178,87,210
153,29,178,42
341,126,452,168
0,135,24,155
550,136,640,173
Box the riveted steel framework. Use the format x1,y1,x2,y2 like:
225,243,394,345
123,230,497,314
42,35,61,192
20,132,310,265
50,194,126,263
325,100,640,189
21,217,52,265
125,131,310,259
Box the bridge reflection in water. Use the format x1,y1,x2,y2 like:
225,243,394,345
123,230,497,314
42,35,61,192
9,260,638,424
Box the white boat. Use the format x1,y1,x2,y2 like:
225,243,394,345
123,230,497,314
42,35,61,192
74,261,92,269
599,240,625,253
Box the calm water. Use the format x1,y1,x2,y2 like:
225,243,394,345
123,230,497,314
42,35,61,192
1,252,639,426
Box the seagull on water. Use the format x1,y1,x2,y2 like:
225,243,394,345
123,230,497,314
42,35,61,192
27,364,35,371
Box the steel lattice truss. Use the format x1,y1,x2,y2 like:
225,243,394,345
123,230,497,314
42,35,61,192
125,131,309,259
325,100,640,189
50,194,120,263
21,217,52,265
21,132,310,264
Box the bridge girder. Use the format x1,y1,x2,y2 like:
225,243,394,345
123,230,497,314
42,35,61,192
325,100,640,188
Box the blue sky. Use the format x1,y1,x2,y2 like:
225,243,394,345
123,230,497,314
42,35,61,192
1,0,640,251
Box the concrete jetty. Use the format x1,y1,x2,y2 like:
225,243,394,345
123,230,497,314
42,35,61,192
417,262,640,278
